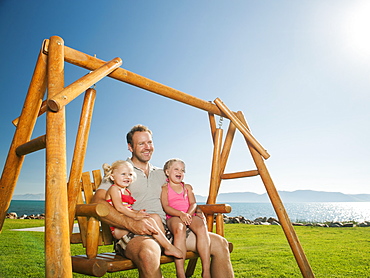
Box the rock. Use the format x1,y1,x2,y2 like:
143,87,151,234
6,212,18,219
254,217,267,222
315,223,328,227
329,222,343,227
267,217,279,224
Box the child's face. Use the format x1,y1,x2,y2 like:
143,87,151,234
166,161,185,184
110,164,135,188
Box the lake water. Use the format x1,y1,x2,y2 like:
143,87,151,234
223,202,370,223
8,200,370,223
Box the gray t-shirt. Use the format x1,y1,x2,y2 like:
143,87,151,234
98,158,167,221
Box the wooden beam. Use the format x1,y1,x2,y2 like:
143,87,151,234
75,203,109,218
221,170,259,180
206,128,223,231
214,98,270,159
48,60,121,112
208,112,217,142
67,88,96,234
45,35,72,278
207,128,223,205
236,111,315,278
43,40,228,117
12,100,48,127
198,204,231,214
15,135,46,156
0,41,47,231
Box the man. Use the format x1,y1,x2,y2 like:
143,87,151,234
92,125,234,278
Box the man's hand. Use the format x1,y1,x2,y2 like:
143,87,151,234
128,218,159,236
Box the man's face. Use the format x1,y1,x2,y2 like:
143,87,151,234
128,131,154,163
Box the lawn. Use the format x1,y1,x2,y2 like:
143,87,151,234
0,219,369,277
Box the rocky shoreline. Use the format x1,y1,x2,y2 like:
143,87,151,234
6,212,45,219
6,212,370,227
224,215,370,227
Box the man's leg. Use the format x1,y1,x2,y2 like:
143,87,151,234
125,236,163,278
186,232,234,278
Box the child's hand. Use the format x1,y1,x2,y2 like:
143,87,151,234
195,209,205,219
180,211,192,225
133,210,150,220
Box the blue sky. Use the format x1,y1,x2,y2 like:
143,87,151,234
1,1,369,198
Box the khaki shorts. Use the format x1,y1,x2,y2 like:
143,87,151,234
114,226,191,256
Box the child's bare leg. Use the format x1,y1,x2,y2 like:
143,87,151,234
113,228,129,240
167,217,187,278
148,217,183,259
149,213,165,233
189,216,211,278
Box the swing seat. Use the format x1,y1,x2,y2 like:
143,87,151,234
71,169,232,277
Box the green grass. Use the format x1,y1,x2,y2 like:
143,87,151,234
1,219,369,277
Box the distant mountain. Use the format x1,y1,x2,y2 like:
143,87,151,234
196,190,370,203
12,193,45,200
12,190,370,202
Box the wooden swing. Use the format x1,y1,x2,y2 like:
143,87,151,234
0,36,315,277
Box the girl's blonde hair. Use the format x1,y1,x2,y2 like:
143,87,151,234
163,158,185,177
102,160,137,183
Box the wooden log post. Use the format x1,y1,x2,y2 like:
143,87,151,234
208,113,217,142
50,41,228,117
221,170,259,180
86,216,100,259
0,41,47,231
47,59,121,112
45,36,72,278
236,111,315,278
15,134,46,156
12,100,48,127
206,128,223,231
214,98,270,159
67,88,96,235
216,121,237,193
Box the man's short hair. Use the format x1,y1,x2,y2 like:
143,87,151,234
126,124,152,145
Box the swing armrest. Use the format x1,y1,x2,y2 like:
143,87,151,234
197,203,231,214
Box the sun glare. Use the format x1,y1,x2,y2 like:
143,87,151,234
343,1,370,62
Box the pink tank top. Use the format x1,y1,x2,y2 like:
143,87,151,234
166,182,190,220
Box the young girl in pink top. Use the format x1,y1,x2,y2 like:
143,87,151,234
161,158,211,278
104,160,182,258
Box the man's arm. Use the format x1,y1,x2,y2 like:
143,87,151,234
91,189,158,235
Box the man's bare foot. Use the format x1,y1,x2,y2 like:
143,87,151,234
164,245,183,259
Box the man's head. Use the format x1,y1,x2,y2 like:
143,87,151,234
127,124,154,164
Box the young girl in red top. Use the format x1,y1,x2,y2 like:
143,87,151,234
161,158,211,278
104,160,182,258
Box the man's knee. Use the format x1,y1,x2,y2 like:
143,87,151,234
209,233,229,254
126,237,161,262
138,241,161,262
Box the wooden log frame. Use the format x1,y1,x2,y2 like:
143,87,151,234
0,35,315,277
45,36,72,277
71,170,232,277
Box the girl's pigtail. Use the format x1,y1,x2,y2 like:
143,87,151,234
102,163,113,183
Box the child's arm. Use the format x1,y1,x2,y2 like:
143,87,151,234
185,184,197,216
108,187,149,220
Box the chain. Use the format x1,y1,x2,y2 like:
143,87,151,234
218,116,224,129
